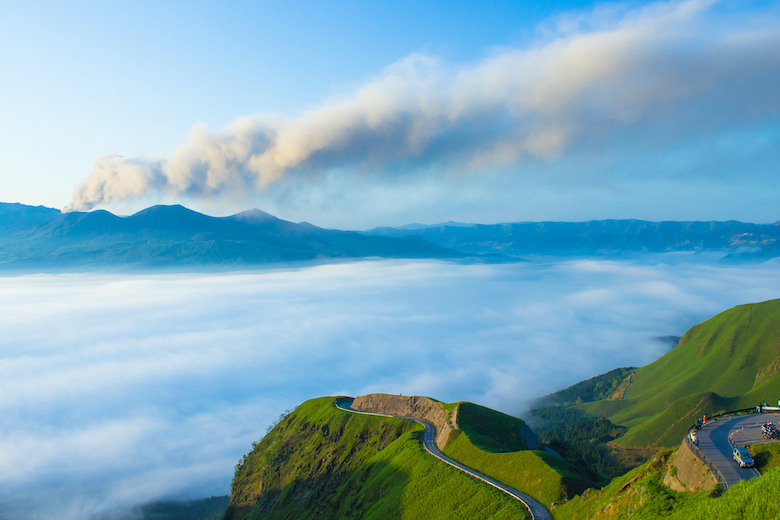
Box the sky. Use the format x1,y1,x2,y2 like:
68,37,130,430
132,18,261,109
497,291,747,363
1,0,778,228
1,257,779,519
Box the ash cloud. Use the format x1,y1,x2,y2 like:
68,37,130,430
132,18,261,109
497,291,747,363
1,258,779,518
68,0,780,212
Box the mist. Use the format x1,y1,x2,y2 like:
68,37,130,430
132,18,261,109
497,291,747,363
1,257,779,518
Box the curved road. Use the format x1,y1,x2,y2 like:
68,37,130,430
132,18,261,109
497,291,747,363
695,414,774,488
335,397,552,520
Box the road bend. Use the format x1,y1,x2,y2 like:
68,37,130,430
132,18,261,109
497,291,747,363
695,414,772,488
335,397,552,520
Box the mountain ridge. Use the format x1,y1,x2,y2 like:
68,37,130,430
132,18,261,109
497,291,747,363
365,219,780,260
2,201,778,270
0,202,467,270
531,298,780,450
225,395,592,520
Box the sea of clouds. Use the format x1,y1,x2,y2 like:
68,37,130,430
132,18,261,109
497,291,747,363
1,257,779,518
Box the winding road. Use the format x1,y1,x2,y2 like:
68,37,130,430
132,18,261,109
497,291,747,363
335,397,552,520
695,414,775,488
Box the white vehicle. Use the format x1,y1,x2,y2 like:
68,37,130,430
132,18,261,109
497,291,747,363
733,447,754,468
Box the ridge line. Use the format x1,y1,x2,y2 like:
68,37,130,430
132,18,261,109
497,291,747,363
335,397,552,520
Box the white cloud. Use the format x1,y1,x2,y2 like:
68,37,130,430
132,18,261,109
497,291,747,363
67,0,780,225
3,258,779,517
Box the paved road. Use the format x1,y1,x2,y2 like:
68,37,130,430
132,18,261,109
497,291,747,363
695,414,773,487
335,397,552,520
622,373,634,399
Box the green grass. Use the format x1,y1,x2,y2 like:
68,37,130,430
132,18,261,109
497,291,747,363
442,403,594,507
536,367,637,407
444,430,589,508
617,300,780,426
554,451,780,520
613,392,736,449
552,450,679,520
456,402,535,452
224,397,532,520
537,300,780,450
747,443,780,473
332,430,531,520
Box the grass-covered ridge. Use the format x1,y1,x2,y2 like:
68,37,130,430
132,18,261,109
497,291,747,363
554,449,780,520
445,402,595,507
747,443,780,474
535,368,637,408
224,396,532,520
613,299,780,448
533,299,780,450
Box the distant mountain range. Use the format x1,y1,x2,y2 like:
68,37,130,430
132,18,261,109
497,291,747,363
0,203,463,271
365,219,780,260
1,202,778,271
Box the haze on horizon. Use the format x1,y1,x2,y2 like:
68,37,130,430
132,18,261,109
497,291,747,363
1,0,778,228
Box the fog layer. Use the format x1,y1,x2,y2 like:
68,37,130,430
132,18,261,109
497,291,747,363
1,258,778,518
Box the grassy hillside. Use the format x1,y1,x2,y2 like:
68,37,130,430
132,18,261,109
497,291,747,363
444,402,595,507
617,299,780,422
611,299,780,448
445,432,589,507
554,449,780,520
533,368,636,409
534,299,780,451
224,397,532,520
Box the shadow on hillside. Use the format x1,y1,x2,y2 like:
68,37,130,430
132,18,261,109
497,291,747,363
222,461,408,520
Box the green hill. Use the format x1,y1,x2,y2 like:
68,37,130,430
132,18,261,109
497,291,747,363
444,402,594,505
554,449,780,520
533,299,780,450
224,396,595,520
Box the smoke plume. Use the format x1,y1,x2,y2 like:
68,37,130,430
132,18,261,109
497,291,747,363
68,0,780,211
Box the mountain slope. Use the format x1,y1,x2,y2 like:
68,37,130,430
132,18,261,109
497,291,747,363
0,203,464,270
225,395,597,520
224,397,532,520
533,299,780,450
365,220,780,259
0,202,61,233
443,402,594,503
554,449,780,520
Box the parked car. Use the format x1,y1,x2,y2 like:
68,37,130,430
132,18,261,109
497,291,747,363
733,447,754,468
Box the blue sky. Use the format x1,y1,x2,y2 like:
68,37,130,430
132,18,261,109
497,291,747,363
1,0,778,227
